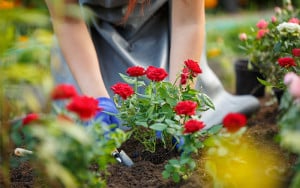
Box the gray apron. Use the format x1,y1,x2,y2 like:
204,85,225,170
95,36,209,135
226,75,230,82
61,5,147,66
52,0,170,97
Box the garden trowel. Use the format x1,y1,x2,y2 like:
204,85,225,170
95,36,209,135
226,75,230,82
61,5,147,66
111,149,134,167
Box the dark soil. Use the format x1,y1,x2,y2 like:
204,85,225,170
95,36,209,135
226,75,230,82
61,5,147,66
3,95,298,188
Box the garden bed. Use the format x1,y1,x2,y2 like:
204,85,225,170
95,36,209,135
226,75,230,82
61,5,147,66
5,94,298,188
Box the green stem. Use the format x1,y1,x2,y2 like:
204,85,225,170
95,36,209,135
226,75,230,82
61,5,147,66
134,77,138,94
173,75,180,87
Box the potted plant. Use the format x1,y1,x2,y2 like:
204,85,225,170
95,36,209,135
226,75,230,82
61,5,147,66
234,58,266,97
239,0,300,101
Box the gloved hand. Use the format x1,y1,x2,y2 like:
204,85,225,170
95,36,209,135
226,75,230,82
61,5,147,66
94,97,121,129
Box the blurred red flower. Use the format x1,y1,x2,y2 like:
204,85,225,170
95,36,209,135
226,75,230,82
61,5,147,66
146,66,168,82
111,82,134,100
51,84,77,100
22,113,39,126
222,113,247,132
292,48,300,57
184,59,202,76
180,67,189,85
278,57,296,68
66,96,101,121
126,66,146,77
183,119,205,134
174,100,197,116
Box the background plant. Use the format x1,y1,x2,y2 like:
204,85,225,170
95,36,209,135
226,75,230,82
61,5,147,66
8,84,128,187
277,72,300,188
0,1,53,186
0,1,127,187
239,0,300,89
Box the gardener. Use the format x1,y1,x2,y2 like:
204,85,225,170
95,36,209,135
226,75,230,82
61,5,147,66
45,0,259,131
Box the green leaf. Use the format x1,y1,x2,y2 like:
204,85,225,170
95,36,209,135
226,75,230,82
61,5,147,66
273,42,281,53
166,97,177,106
172,173,181,183
157,86,169,98
155,116,165,123
166,128,176,135
179,157,190,165
207,124,223,135
188,160,196,170
169,159,180,166
199,93,215,110
146,105,154,116
257,77,273,87
165,164,173,171
135,121,148,128
119,73,136,84
162,170,170,179
150,123,167,131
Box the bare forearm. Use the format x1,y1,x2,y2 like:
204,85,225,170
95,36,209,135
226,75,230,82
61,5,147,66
46,1,109,97
53,20,109,97
170,0,205,83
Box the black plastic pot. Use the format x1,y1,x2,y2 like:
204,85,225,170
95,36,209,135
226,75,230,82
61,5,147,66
234,59,265,97
272,88,284,104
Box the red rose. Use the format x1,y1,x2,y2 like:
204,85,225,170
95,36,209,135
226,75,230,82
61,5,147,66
145,66,168,82
174,100,197,116
126,66,146,77
22,113,39,126
278,57,296,68
292,48,300,57
51,84,77,100
183,119,205,134
111,82,134,100
66,96,101,121
184,59,202,75
180,67,189,85
222,113,247,132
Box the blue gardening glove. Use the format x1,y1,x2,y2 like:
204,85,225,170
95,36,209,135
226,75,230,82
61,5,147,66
172,136,185,151
94,97,120,129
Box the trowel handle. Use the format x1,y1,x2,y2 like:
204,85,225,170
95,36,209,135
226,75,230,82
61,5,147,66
14,148,33,156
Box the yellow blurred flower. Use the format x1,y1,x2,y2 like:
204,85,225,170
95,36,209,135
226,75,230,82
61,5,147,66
207,47,222,58
0,0,15,9
205,0,218,9
18,35,29,42
203,133,288,188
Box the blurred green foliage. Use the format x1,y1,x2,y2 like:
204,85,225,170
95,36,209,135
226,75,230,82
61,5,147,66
0,1,53,187
278,91,300,188
0,1,127,187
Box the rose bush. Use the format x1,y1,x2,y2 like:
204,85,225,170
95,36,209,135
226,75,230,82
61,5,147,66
9,84,128,187
111,59,221,182
239,0,300,89
277,72,300,188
